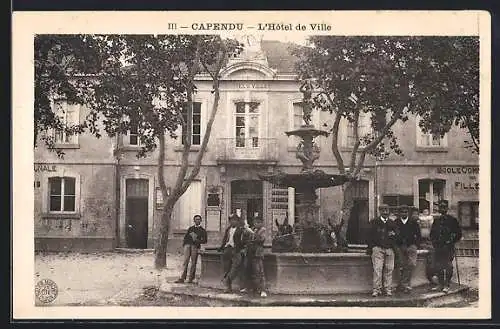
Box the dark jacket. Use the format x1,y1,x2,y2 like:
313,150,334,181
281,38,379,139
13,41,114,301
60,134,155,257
430,214,462,248
395,217,422,248
367,217,400,250
247,227,266,258
183,225,208,248
219,226,245,251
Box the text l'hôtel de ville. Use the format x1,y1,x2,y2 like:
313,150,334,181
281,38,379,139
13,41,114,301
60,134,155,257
190,23,332,31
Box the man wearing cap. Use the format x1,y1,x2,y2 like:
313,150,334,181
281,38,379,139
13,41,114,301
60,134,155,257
367,204,400,297
394,205,422,294
430,200,462,293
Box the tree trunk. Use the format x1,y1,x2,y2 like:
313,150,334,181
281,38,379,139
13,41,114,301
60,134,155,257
154,133,172,269
338,181,354,250
154,203,173,269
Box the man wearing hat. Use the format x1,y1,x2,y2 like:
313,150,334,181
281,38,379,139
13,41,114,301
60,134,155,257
367,204,400,297
429,200,462,293
394,205,422,293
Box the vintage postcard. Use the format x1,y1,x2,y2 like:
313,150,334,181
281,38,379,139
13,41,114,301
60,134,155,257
12,10,491,319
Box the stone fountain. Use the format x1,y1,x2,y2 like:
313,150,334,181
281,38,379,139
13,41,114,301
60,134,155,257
198,80,432,295
258,79,349,253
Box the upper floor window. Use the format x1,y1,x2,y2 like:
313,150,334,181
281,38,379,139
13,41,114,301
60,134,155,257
416,118,447,148
289,101,320,148
345,112,371,148
49,176,76,212
52,100,80,144
293,102,306,128
124,116,141,147
129,121,140,146
182,102,202,146
235,101,260,148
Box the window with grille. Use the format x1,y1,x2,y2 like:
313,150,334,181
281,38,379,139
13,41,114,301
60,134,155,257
49,177,76,212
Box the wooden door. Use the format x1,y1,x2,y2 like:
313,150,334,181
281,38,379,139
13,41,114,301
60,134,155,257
125,179,149,249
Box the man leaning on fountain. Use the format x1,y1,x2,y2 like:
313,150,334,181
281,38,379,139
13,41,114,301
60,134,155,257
366,204,400,297
217,213,253,293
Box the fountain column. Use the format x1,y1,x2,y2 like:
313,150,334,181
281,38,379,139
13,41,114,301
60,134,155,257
258,79,349,253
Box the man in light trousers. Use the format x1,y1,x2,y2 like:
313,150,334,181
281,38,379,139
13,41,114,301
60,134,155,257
367,204,400,297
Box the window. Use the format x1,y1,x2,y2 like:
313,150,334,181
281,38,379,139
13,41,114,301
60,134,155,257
289,101,321,147
416,119,447,148
178,181,202,229
458,201,479,228
293,102,306,128
53,100,80,144
129,121,140,146
122,115,141,147
49,177,76,212
418,179,446,214
345,112,371,148
235,101,259,148
383,194,414,214
182,102,202,145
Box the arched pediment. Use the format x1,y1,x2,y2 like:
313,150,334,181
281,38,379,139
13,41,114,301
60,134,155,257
220,61,277,80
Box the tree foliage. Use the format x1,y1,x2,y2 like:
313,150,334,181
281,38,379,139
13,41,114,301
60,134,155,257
34,35,106,155
293,36,479,245
82,34,242,268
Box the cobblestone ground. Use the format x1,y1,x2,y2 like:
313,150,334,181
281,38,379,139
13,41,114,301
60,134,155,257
34,252,479,307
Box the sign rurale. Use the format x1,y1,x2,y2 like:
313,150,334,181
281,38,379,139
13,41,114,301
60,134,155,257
34,164,56,172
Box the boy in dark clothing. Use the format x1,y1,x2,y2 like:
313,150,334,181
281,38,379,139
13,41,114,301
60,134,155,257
430,200,462,293
175,214,208,283
394,205,422,293
218,214,251,293
367,204,400,297
245,217,267,297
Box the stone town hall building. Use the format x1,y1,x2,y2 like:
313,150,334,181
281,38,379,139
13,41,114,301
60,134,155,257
34,38,479,252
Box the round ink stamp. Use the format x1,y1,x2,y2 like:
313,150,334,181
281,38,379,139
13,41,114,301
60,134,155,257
35,279,58,304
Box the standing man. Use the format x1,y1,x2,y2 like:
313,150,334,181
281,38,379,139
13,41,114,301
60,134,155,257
246,217,268,297
218,214,247,293
430,200,462,293
175,214,208,284
367,204,400,297
395,205,422,294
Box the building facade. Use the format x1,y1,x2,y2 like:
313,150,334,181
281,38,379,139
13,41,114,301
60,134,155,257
34,39,479,252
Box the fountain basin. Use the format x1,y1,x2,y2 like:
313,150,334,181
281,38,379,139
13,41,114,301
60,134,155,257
199,248,430,295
